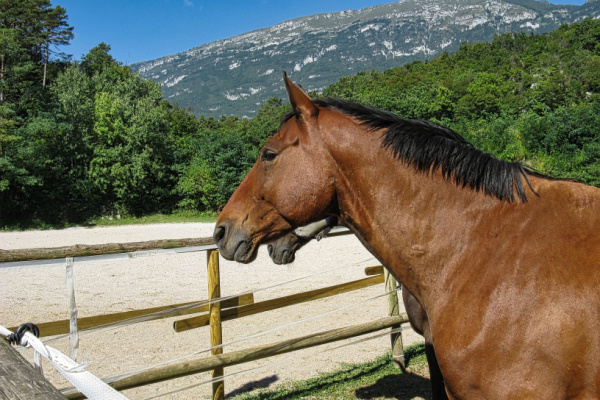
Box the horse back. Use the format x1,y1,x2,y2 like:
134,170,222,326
432,178,600,399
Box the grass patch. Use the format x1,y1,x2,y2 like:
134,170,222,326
0,219,70,232
1,211,217,231
88,211,217,227
230,344,431,400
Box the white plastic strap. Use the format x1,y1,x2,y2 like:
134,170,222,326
293,219,330,239
65,257,79,361
33,347,43,375
0,325,128,400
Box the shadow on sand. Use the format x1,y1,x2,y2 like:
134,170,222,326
226,375,280,398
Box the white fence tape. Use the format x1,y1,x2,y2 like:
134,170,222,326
0,325,128,400
65,257,79,361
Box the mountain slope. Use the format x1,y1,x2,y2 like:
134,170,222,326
132,0,600,118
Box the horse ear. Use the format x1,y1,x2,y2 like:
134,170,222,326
283,72,318,124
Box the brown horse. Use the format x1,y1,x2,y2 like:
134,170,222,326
267,217,448,400
214,73,600,399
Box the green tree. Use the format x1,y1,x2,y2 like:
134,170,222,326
88,73,177,215
519,103,600,185
80,42,118,77
455,72,513,117
243,97,288,156
39,4,73,87
177,130,254,211
0,0,73,104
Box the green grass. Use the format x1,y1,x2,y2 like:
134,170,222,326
1,211,217,231
230,344,431,400
88,211,217,227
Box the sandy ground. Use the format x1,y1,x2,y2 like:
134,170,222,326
0,223,425,399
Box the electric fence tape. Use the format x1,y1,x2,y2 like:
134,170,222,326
0,325,128,400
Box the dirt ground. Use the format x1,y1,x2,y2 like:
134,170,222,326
0,223,427,399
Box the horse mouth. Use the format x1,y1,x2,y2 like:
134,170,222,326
268,246,296,265
233,239,258,263
214,222,261,263
279,250,295,264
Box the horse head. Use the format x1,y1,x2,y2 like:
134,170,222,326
214,73,338,263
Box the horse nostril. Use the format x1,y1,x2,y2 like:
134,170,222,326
267,244,274,256
283,250,295,264
213,224,227,246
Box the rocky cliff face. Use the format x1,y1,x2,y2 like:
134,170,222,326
132,0,600,118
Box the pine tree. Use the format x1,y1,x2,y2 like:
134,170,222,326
0,0,73,105
39,4,73,87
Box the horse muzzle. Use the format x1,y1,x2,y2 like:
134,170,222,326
213,222,258,263
267,244,296,265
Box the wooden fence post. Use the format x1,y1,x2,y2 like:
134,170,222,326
383,269,405,370
207,249,224,400
0,338,67,399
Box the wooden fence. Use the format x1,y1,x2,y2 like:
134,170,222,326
0,228,410,400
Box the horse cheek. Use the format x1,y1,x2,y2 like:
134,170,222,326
278,176,332,225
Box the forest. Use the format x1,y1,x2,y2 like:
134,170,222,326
1,0,600,227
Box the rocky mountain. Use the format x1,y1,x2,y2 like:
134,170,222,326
131,0,600,118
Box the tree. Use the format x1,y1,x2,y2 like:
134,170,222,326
177,130,254,211
0,0,73,101
80,42,118,77
243,97,288,156
0,26,17,103
455,72,513,118
39,4,73,87
87,70,178,215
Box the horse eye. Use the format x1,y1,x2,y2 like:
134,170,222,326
261,149,277,163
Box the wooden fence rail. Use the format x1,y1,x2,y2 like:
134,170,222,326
62,314,408,399
0,237,215,263
0,228,350,265
8,294,254,338
174,274,384,332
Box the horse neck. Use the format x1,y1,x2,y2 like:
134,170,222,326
323,127,505,306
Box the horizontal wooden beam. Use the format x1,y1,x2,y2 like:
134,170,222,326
364,265,384,276
10,294,254,338
0,228,356,264
174,274,384,332
62,314,408,398
0,237,215,263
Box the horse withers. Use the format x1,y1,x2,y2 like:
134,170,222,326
214,73,600,399
268,217,447,400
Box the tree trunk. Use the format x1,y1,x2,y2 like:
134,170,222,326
43,45,48,88
1,54,4,103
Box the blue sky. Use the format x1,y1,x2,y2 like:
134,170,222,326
53,0,587,65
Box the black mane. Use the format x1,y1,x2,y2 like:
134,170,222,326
284,98,534,202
